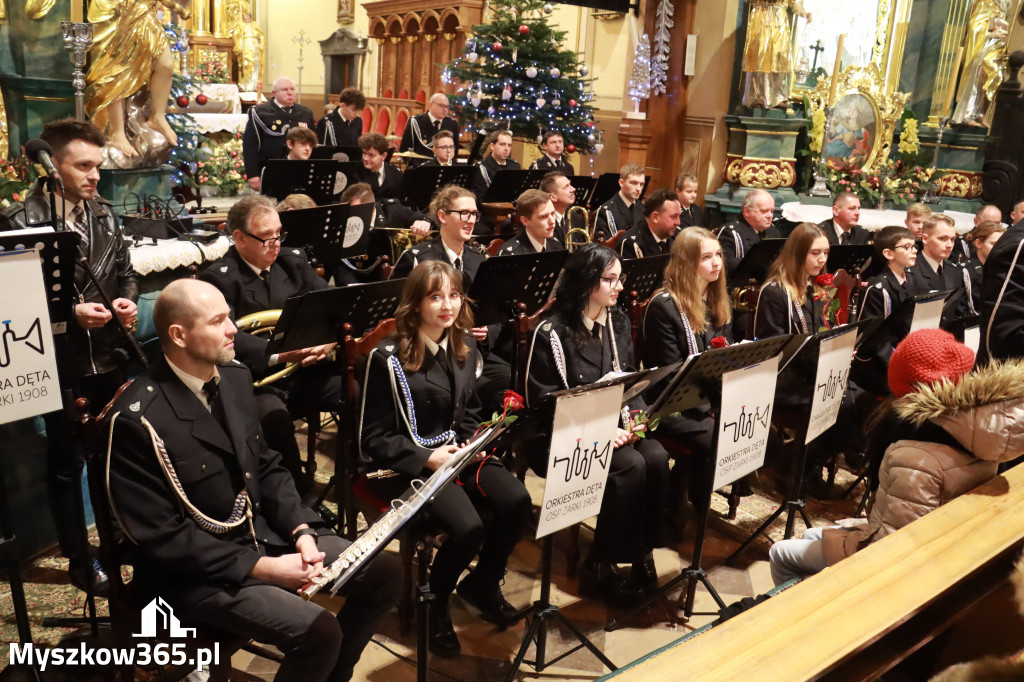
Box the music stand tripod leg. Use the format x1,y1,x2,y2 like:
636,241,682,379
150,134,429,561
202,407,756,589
415,539,432,682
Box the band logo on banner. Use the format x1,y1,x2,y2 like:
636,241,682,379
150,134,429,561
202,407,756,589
713,355,780,491
0,250,62,425
805,327,857,444
536,384,623,539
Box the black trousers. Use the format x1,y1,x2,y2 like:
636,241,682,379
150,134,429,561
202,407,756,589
368,457,531,601
45,370,125,562
178,535,402,682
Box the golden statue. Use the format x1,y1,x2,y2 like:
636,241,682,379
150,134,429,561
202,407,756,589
86,0,191,158
232,11,264,93
741,0,812,109
952,0,1010,126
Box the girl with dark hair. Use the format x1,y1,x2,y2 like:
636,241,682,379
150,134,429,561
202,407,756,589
966,220,1005,314
359,261,531,658
754,222,829,338
526,244,671,603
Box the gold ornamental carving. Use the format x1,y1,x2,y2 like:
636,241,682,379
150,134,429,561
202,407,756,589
726,154,744,184
738,159,796,189
936,170,985,199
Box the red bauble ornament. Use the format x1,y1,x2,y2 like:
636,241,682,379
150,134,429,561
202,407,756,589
566,144,576,153
176,95,190,108
518,24,529,34
569,99,577,107
196,93,209,106
492,41,503,51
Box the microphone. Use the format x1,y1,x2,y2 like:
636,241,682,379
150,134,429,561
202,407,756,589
24,139,63,188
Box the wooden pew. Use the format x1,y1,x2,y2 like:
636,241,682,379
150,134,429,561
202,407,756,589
604,463,1024,681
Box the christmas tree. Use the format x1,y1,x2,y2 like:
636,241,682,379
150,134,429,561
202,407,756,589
444,0,598,153
164,24,201,190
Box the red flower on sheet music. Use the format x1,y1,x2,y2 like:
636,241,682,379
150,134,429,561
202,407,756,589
476,390,523,435
815,273,834,287
814,275,840,331
502,390,525,412
710,336,728,349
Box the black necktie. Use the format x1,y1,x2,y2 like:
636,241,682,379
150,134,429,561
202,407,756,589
434,119,441,133
658,240,669,254
936,262,943,280
259,270,273,300
592,322,602,341
453,256,463,272
202,379,227,430
840,231,849,245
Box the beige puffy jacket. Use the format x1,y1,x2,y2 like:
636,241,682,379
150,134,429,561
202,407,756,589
822,358,1024,565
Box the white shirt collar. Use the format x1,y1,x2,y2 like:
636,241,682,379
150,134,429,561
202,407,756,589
554,209,565,223
237,251,268,278
526,231,546,253
581,307,608,332
42,185,85,220
428,112,442,125
418,331,449,356
166,356,220,410
922,252,943,273
545,153,561,164
646,224,667,244
273,98,291,110
441,236,464,264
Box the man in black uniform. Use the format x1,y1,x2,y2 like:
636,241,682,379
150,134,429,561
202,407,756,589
468,130,520,208
243,77,316,192
107,278,401,682
359,132,402,201
541,171,583,247
979,217,1024,363
399,93,459,166
908,214,970,327
594,163,645,240
528,131,574,175
717,188,782,281
316,87,365,147
0,119,139,595
675,172,706,228
819,191,871,245
496,189,562,255
200,196,340,492
422,130,457,167
618,188,681,259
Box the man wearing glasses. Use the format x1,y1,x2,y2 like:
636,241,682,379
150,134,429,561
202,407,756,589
200,195,340,494
400,92,460,166
423,130,457,167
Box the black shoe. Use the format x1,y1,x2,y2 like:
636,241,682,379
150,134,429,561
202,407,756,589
69,557,110,598
457,575,520,627
631,552,658,591
578,559,644,608
428,605,461,658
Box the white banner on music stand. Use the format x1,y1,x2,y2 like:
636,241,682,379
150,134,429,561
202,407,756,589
536,384,623,539
805,328,857,444
910,298,944,333
713,355,780,491
0,249,62,425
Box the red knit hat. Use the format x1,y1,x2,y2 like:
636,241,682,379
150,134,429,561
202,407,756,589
888,329,975,398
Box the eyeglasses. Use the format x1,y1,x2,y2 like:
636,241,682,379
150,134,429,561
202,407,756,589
432,102,451,110
446,209,480,221
601,274,627,287
435,145,455,150
241,229,286,247
894,244,918,251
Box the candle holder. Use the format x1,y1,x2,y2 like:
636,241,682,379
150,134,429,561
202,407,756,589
809,105,834,197
922,116,949,204
61,22,93,121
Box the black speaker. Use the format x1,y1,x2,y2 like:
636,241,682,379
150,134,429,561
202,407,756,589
553,0,634,14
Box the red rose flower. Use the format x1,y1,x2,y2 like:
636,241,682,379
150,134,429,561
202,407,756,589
710,336,728,349
502,390,524,412
816,273,834,287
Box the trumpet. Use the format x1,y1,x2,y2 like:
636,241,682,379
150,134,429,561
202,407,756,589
380,226,435,266
565,205,590,252
234,309,300,387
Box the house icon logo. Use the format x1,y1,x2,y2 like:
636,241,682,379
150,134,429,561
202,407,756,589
133,597,197,638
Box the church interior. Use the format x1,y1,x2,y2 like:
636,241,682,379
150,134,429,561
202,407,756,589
2,0,1024,680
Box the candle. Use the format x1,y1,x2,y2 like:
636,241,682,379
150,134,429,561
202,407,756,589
829,34,846,104
942,46,964,116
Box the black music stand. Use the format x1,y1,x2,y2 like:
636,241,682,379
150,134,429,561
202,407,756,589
480,169,549,204
398,166,474,211
606,335,797,630
827,244,876,277
729,238,787,286
0,233,77,679
267,278,408,536
278,202,374,270
619,253,670,310
569,175,598,208
726,320,879,563
261,159,366,205
505,369,663,682
310,144,362,162
855,289,958,360
590,173,652,209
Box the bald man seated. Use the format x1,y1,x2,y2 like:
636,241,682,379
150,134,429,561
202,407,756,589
243,76,316,192
106,279,401,682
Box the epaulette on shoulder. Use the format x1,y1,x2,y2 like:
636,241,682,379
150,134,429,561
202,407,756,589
114,380,158,416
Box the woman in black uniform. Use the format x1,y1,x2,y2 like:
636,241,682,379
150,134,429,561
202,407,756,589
754,222,829,338
526,243,670,603
359,261,531,657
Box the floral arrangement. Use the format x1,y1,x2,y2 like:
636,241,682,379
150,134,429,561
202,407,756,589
821,158,882,205
897,117,920,155
196,133,247,196
194,58,230,84
0,156,40,206
808,108,827,154
624,409,660,441
814,273,840,330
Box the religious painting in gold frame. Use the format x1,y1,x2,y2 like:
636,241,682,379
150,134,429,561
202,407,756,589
338,0,354,25
807,63,910,171
789,0,912,100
